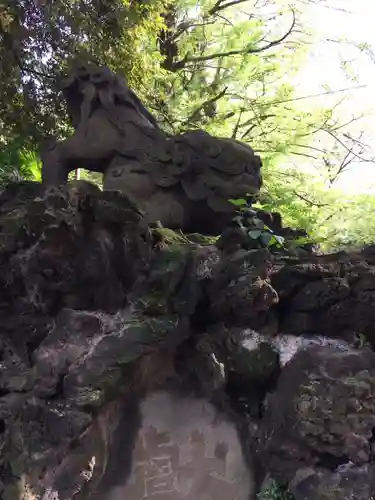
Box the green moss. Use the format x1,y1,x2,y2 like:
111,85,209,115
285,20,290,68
156,227,217,246
257,479,295,500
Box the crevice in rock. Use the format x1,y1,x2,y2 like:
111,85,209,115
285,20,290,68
270,283,305,326
314,451,350,471
93,395,141,496
45,373,66,401
26,333,48,364
0,388,11,398
369,426,375,461
190,294,213,333
369,426,375,443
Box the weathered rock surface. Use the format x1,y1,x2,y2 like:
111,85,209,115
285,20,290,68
0,182,269,499
2,181,375,500
260,345,375,488
290,464,375,500
270,248,375,345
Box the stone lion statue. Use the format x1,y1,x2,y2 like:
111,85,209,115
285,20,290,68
42,64,263,234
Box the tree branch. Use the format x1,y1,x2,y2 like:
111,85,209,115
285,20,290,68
171,21,216,42
289,150,319,160
266,85,368,107
209,0,252,15
329,149,353,184
183,86,228,125
323,129,375,163
171,9,295,70
240,114,277,139
293,190,329,208
231,106,243,139
0,17,55,80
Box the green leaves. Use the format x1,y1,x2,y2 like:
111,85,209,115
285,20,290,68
270,234,285,247
260,232,273,246
230,202,288,252
229,198,247,207
257,478,294,500
248,229,262,239
0,139,41,187
0,0,370,256
0,0,167,147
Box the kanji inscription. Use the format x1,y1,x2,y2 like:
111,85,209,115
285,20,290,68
107,392,253,500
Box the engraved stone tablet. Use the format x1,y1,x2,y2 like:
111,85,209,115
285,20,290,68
107,391,253,500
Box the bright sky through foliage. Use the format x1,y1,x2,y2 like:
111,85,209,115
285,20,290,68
296,0,375,193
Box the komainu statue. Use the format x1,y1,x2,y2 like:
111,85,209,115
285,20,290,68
42,63,262,234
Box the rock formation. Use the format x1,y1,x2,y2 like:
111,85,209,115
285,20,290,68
0,181,261,500
2,180,375,500
41,64,262,234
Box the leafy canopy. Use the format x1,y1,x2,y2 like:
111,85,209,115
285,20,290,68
0,0,374,251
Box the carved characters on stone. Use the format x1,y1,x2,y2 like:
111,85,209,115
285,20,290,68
104,392,254,500
42,64,262,234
